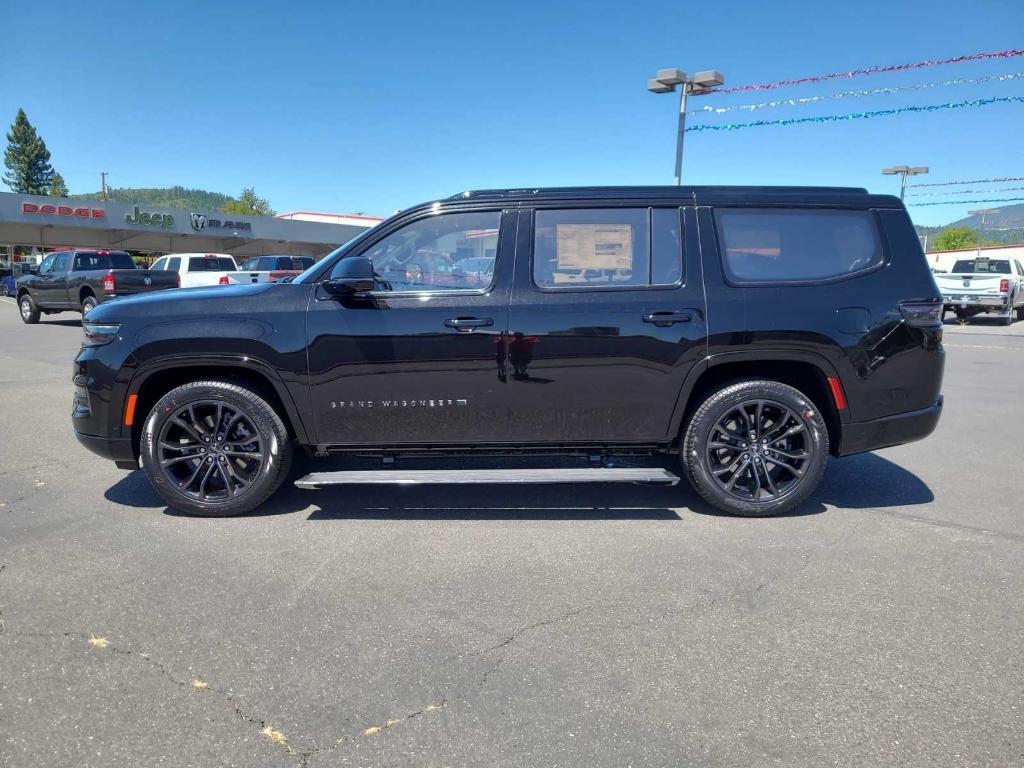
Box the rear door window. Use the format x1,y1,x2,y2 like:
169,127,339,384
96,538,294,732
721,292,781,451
715,208,883,283
532,208,683,289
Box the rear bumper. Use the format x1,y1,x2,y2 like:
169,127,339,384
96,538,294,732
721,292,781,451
942,295,1008,309
838,396,943,456
74,430,138,470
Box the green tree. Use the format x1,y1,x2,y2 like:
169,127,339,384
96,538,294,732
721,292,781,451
3,109,55,194
49,171,69,197
933,226,979,251
222,187,276,217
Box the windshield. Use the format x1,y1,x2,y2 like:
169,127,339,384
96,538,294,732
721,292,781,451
951,259,1010,274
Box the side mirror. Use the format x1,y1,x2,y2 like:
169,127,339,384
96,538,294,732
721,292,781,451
324,256,375,296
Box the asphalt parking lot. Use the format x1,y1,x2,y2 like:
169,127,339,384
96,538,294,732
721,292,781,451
1,297,1022,768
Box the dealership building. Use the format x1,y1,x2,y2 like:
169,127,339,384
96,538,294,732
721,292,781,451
0,192,381,266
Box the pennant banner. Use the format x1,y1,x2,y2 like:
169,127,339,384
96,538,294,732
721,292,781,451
905,186,1024,198
907,197,1024,207
719,48,1024,94
685,96,1024,133
690,73,1024,116
910,176,1024,188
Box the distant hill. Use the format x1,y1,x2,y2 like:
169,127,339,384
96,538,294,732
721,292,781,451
948,202,1024,230
70,186,235,211
914,201,1024,248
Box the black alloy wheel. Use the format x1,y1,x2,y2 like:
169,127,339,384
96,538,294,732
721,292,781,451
682,380,829,517
140,380,292,517
157,400,266,503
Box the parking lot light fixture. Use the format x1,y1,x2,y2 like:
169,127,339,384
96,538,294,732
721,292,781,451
882,165,929,200
647,67,725,185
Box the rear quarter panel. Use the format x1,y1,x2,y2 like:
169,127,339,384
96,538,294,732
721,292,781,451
698,204,943,423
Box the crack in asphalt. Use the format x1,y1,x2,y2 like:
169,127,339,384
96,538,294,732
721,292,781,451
0,542,833,766
871,508,1024,543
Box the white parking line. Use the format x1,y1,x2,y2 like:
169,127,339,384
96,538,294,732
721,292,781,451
0,296,15,304
945,343,1024,351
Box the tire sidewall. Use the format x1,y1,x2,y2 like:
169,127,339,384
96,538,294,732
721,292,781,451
683,381,829,517
19,294,39,324
82,295,98,314
140,381,291,517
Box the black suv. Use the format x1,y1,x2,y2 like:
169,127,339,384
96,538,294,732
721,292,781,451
73,186,944,517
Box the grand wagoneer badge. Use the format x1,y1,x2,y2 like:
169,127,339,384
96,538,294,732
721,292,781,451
330,399,468,409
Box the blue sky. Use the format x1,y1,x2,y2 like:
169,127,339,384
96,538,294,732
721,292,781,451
2,0,1022,225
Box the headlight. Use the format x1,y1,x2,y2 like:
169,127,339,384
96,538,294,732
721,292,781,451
82,321,121,347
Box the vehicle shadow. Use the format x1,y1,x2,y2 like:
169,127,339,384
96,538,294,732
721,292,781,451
103,452,932,521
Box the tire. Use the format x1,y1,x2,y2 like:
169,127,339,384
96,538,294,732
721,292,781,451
139,380,293,517
81,294,98,315
681,380,830,517
18,294,40,324
0,283,9,298
1017,304,1024,322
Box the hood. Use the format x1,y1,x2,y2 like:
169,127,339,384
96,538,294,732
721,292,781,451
86,282,309,322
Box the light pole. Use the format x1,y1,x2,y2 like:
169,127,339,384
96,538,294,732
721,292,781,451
648,68,725,185
882,165,928,200
100,171,109,201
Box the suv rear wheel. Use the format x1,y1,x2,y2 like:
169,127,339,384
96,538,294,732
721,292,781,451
681,380,829,517
18,294,40,324
140,380,293,517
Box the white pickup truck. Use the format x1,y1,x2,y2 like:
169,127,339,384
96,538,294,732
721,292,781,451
149,253,270,289
936,255,1024,325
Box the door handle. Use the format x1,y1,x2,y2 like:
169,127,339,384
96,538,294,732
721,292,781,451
445,317,494,332
642,311,693,327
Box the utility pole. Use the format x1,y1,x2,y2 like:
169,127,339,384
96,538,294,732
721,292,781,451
648,68,725,185
100,171,109,200
882,165,928,200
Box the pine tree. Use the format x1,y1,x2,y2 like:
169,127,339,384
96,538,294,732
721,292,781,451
49,171,69,197
3,109,55,194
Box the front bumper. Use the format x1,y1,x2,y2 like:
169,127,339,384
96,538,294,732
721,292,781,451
74,430,138,470
838,396,943,456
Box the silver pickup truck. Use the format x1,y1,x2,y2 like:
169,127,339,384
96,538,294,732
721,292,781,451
936,256,1024,325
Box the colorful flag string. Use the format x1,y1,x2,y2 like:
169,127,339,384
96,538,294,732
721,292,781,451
690,72,1024,115
907,197,1024,207
685,95,1024,133
905,186,1024,198
718,48,1024,94
909,176,1024,188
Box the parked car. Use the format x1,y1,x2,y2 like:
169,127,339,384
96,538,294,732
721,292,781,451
239,255,316,282
73,185,944,518
149,253,269,288
935,256,1024,324
1,269,14,297
15,249,178,323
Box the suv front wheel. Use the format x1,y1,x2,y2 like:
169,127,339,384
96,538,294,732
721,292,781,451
682,380,829,517
140,380,293,517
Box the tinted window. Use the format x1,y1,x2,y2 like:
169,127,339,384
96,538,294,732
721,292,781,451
53,253,71,273
74,252,136,270
151,258,166,271
533,208,682,289
352,210,501,292
951,259,1010,274
716,208,883,283
167,257,181,272
240,257,262,271
37,254,57,274
188,257,237,272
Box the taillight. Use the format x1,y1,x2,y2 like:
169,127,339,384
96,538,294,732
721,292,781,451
899,301,943,327
102,271,116,293
218,275,230,285
999,278,1009,293
175,273,180,288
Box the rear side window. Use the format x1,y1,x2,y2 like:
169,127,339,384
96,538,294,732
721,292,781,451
188,257,237,272
167,257,181,272
533,208,682,289
716,208,883,284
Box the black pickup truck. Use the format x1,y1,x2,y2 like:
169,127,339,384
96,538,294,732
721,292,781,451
73,186,945,518
16,249,178,322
